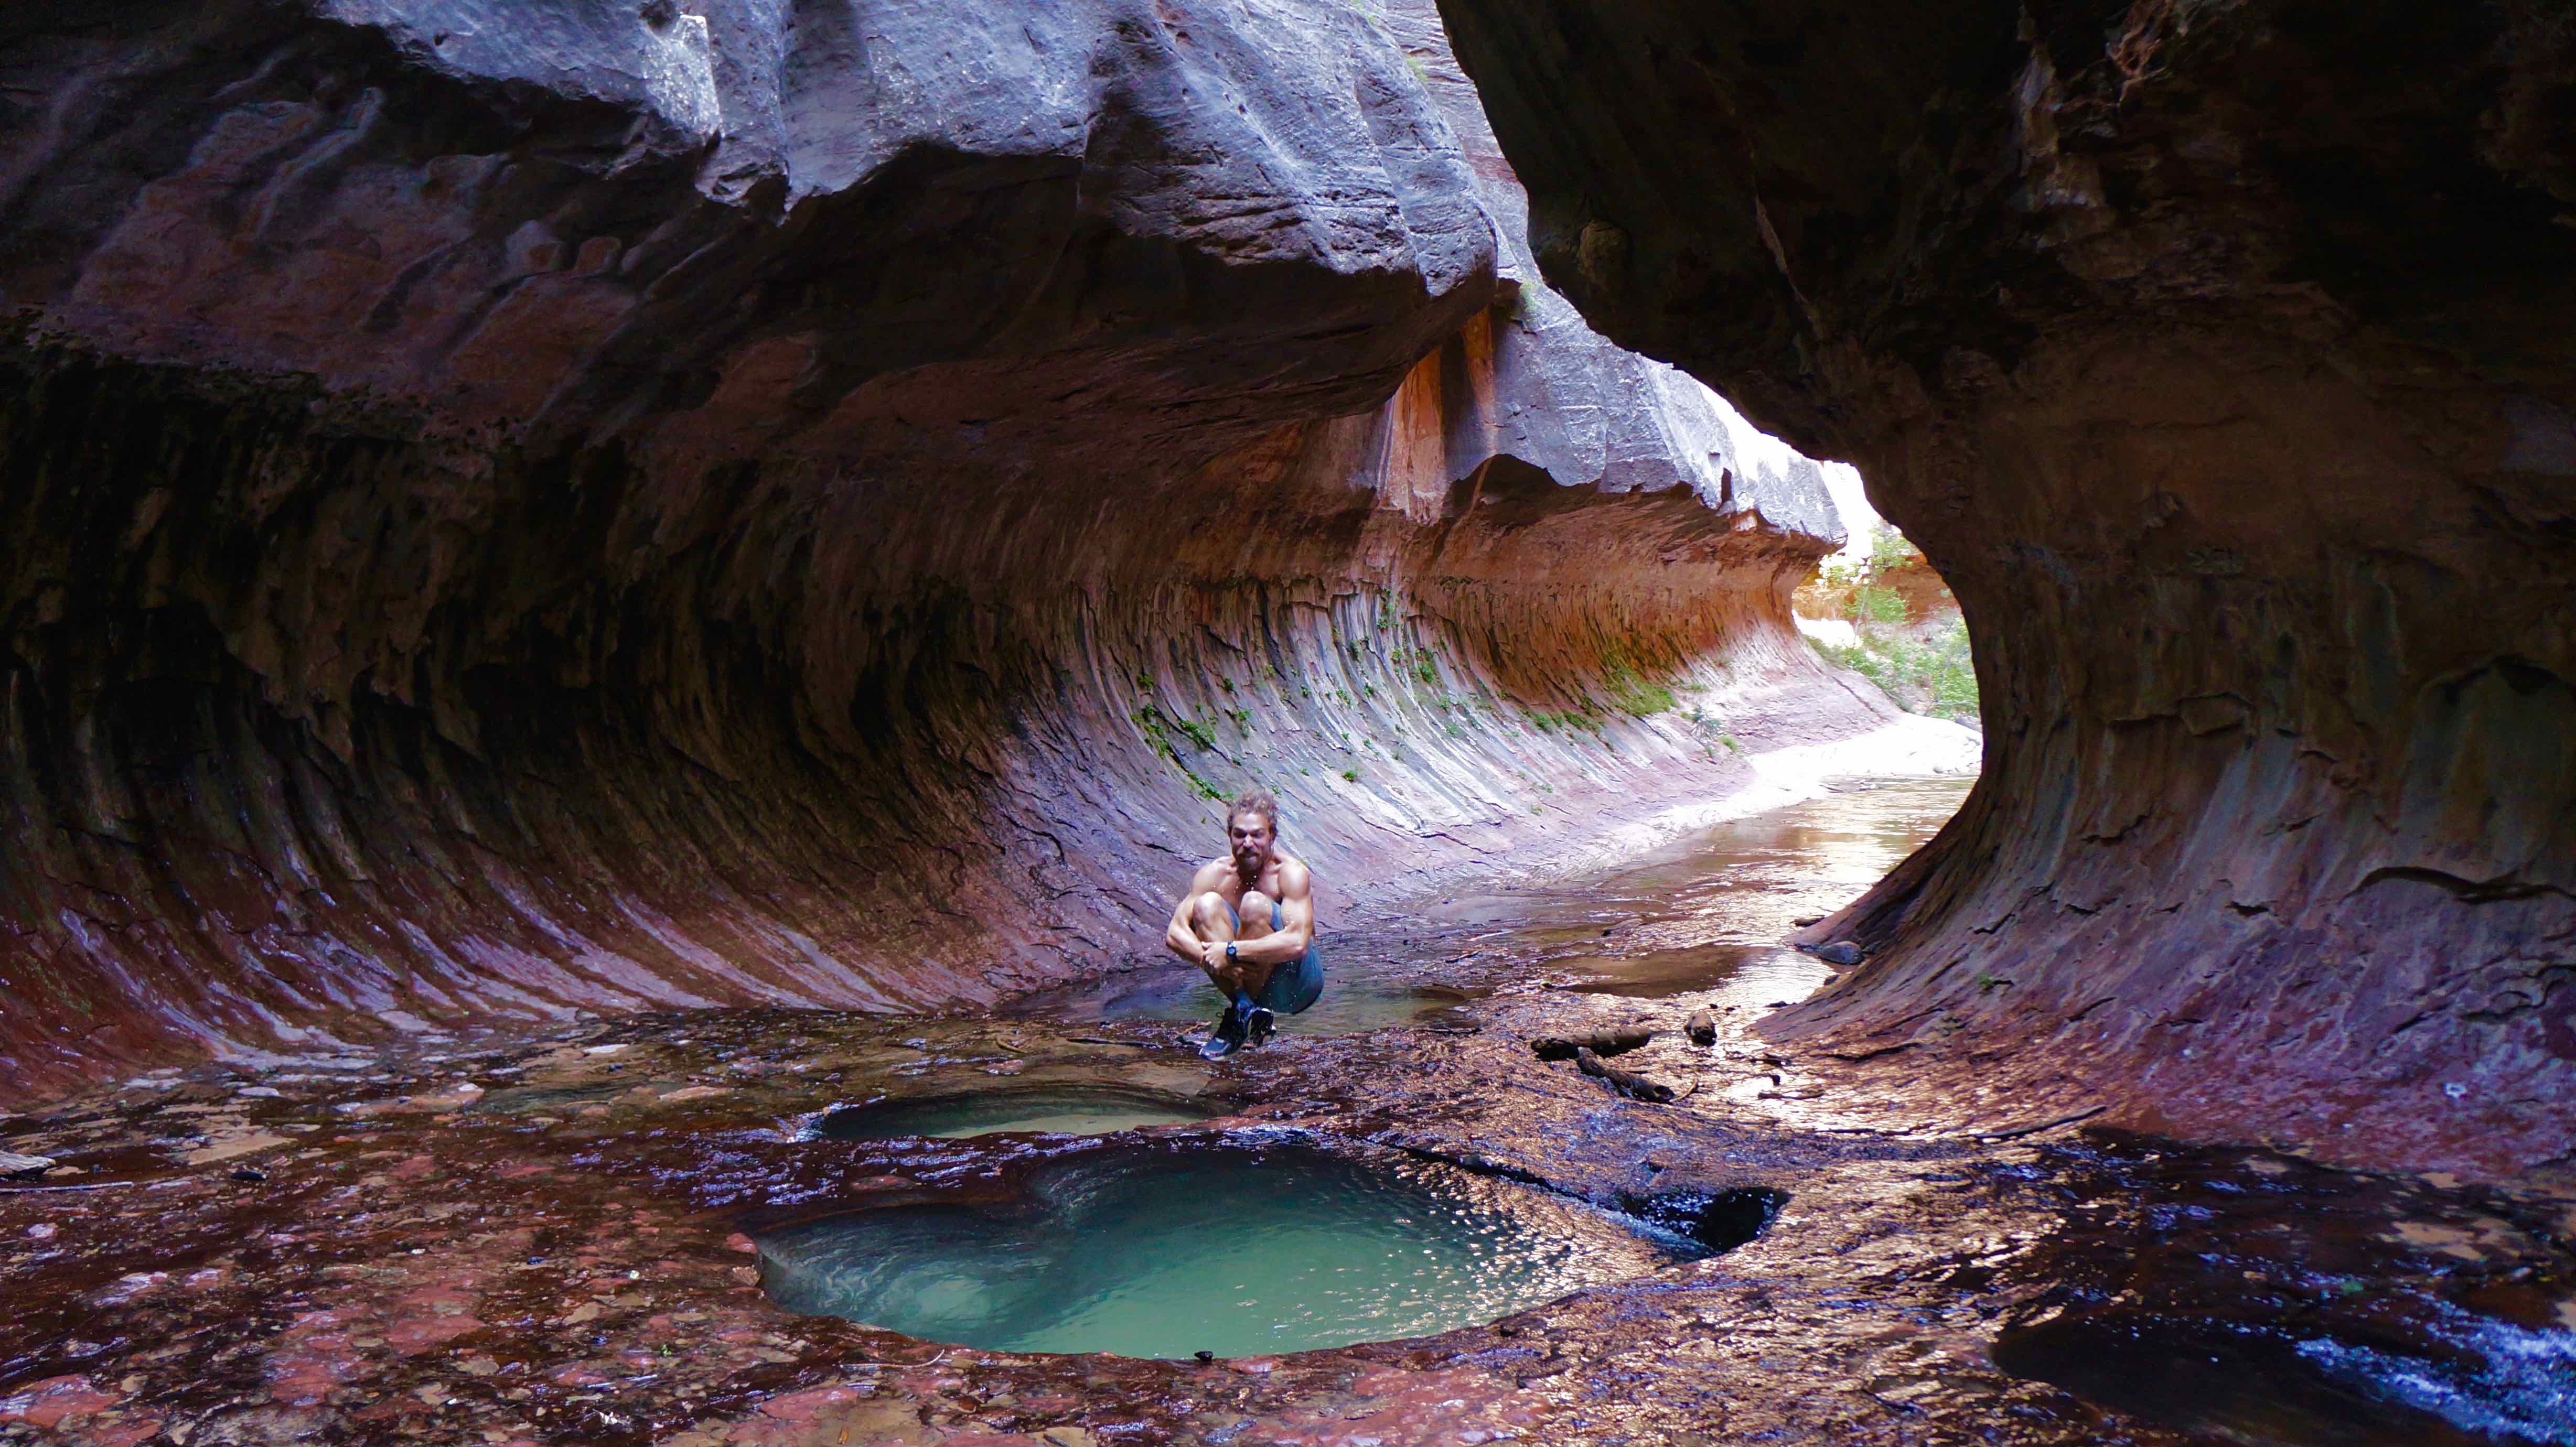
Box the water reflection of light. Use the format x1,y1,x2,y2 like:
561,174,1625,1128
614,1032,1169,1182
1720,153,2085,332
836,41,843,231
1447,777,1971,957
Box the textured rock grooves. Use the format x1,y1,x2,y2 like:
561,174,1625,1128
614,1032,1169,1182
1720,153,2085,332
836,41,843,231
0,3,1875,1098
1440,0,2576,1174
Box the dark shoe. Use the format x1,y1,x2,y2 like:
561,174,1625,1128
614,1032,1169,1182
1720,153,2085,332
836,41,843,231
1243,1006,1276,1049
1198,1003,1249,1060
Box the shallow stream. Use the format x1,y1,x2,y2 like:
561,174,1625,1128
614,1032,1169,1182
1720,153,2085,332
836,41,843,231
777,773,2576,1443
8,769,2571,1445
762,778,1977,1359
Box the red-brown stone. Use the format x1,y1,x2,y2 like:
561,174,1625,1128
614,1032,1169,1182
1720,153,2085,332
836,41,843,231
1437,0,2576,1175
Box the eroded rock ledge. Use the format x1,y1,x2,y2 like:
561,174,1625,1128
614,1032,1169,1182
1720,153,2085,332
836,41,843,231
1439,0,2576,1174
0,1,1880,1098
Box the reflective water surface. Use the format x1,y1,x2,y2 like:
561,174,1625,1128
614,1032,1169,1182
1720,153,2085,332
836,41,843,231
1006,970,1481,1034
1454,775,1971,1010
1437,775,1969,945
1989,1133,2576,1447
758,1138,1693,1358
817,1086,1221,1140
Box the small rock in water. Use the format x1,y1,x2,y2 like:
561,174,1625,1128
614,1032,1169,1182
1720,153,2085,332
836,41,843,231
1793,914,1827,927
1532,1026,1654,1061
1573,1046,1676,1103
1798,941,1863,967
1686,1010,1716,1046
0,1150,56,1179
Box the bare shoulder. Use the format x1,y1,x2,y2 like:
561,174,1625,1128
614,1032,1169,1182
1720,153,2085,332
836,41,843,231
1274,854,1315,896
1188,857,1233,892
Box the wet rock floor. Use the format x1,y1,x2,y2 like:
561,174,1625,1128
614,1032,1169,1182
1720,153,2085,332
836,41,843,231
3,780,2570,1446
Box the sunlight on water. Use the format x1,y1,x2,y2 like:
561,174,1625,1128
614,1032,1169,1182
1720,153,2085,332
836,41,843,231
758,1139,1690,1358
1427,776,1973,945
2296,1314,2576,1445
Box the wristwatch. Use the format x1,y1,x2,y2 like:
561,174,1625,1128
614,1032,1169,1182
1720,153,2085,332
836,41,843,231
1225,942,1238,963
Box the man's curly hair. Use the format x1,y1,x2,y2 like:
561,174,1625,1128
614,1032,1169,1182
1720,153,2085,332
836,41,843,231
1227,790,1281,837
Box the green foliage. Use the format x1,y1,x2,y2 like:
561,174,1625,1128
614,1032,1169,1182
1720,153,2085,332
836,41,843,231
1813,522,1928,605
1599,646,1676,716
1133,706,1219,755
1132,707,1176,761
1851,585,1908,624
1526,709,1602,736
1341,768,1360,782
1869,525,1923,573
1811,617,1979,722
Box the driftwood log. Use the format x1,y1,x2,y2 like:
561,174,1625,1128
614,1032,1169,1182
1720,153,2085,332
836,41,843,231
1531,1026,1652,1061
1573,1046,1676,1103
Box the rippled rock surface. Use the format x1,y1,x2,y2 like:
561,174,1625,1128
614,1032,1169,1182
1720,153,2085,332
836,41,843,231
0,2,1881,1098
1437,0,2576,1175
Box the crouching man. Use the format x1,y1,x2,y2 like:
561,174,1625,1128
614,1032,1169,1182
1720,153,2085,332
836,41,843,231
1163,790,1324,1059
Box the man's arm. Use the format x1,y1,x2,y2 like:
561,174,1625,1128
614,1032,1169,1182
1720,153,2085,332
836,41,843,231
1165,861,1222,964
1229,859,1314,967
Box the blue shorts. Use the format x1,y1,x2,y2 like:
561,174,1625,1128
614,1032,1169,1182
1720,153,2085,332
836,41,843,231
1226,900,1325,1016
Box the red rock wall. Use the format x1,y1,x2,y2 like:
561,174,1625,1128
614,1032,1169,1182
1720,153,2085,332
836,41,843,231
1438,0,2576,1174
0,2,1877,1099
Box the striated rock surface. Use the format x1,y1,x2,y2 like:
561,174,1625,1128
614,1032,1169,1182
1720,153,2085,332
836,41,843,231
0,1,1879,1098
1439,0,2576,1174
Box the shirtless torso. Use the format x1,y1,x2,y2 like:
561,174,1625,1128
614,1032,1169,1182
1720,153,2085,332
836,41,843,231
1162,795,1324,1056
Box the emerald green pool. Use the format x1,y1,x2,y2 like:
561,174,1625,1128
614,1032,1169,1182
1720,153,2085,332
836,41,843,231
758,1138,1694,1358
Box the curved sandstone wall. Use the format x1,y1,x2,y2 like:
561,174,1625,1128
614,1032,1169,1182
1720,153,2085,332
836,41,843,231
1439,0,2576,1174
0,1,1879,1097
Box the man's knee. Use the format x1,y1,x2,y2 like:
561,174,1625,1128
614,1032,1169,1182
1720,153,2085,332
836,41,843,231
1189,891,1232,933
1237,890,1273,935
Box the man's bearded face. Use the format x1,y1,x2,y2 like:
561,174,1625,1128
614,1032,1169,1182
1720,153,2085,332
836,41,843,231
1229,812,1274,869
